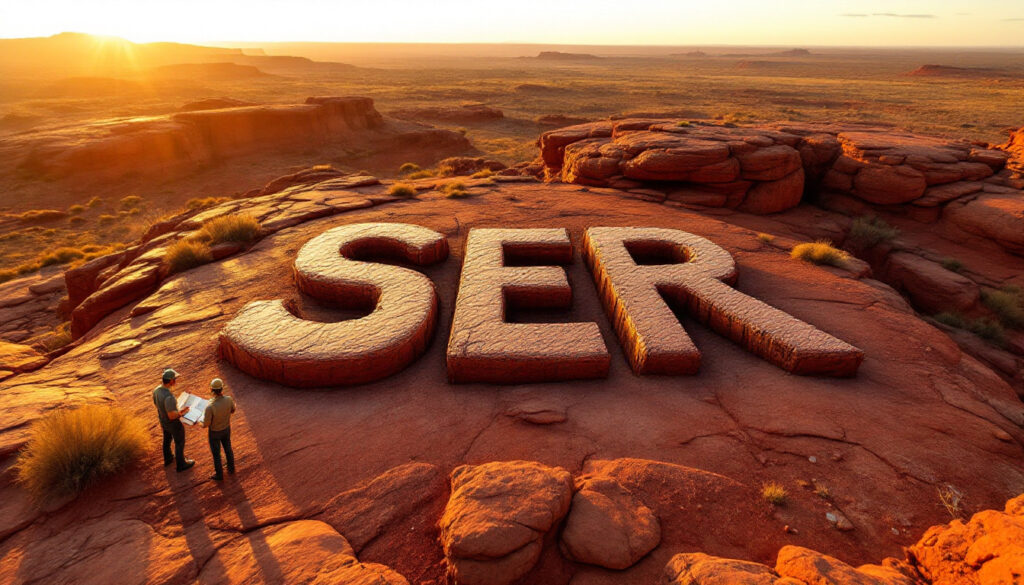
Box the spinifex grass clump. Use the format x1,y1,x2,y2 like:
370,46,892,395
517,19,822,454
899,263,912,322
165,239,213,274
981,285,1024,329
791,240,849,267
442,181,470,199
15,405,148,501
194,214,261,245
847,216,899,249
389,183,418,198
761,482,788,506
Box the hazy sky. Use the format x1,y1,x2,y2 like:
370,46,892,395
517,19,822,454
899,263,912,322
1,0,1022,46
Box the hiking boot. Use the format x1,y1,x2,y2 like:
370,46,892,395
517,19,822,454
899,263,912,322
176,459,195,472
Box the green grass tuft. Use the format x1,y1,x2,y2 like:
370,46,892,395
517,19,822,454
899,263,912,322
848,216,899,249
981,286,1024,329
761,482,788,506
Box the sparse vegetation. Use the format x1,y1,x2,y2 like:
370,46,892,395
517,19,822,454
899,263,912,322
119,195,143,210
19,209,67,223
69,216,87,226
761,482,788,506
676,120,691,127
399,162,421,174
86,196,103,208
981,286,1024,329
14,405,148,501
937,484,964,519
941,258,964,273
791,240,849,267
407,170,436,180
165,238,213,274
812,481,831,500
30,323,73,353
195,214,261,245
98,214,116,225
67,204,86,214
442,181,470,198
847,216,899,249
186,197,228,210
470,168,495,179
756,232,775,244
934,312,1006,345
388,183,418,198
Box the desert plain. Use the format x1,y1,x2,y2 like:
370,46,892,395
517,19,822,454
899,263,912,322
0,31,1022,585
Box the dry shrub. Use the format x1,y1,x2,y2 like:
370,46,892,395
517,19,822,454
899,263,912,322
399,162,421,174
15,405,147,501
165,239,213,274
442,181,470,199
119,195,143,210
67,204,86,214
186,197,228,210
19,209,67,223
761,482,788,505
389,183,418,198
756,232,775,243
847,216,899,249
791,240,848,267
196,214,261,245
981,286,1024,329
407,170,436,180
470,169,495,179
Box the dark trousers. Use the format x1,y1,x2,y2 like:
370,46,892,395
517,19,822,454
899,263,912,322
208,427,235,477
161,420,186,469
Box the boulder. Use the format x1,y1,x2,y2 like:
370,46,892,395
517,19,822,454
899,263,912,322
439,461,573,585
907,494,1024,585
70,263,161,338
560,476,661,569
883,252,980,314
0,341,48,373
663,553,796,585
738,167,805,214
775,546,912,585
199,519,409,585
944,193,1024,255
851,165,927,205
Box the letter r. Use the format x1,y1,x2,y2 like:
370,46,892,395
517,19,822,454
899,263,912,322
583,227,863,377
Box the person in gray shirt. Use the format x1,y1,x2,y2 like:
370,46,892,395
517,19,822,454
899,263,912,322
152,368,195,472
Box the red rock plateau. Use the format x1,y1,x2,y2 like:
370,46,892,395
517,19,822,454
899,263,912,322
0,97,470,184
0,118,1023,585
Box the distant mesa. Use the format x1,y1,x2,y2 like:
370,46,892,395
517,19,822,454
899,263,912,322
906,64,1016,78
736,60,788,70
149,62,269,80
770,48,812,57
178,97,256,112
534,51,601,60
388,103,504,123
671,50,708,58
610,109,706,120
7,96,471,183
514,83,571,94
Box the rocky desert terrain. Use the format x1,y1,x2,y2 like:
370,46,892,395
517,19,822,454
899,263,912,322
0,32,1022,585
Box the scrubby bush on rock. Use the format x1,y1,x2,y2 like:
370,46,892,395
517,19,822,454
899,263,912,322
165,239,214,274
791,240,849,267
15,405,147,501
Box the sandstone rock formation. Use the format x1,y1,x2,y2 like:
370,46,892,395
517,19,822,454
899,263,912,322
559,476,661,569
438,156,508,177
200,519,409,584
1,176,1022,585
663,552,799,585
0,270,67,345
4,97,470,183
538,120,1021,254
439,461,572,585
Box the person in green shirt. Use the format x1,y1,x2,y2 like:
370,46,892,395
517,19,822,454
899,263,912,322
202,378,236,481
152,368,195,472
